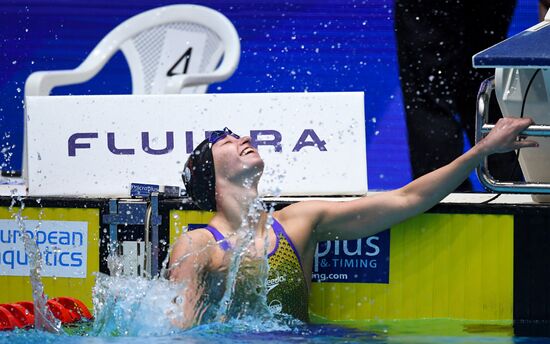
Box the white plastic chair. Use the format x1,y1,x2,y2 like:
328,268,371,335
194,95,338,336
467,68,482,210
14,4,240,196
24,4,240,96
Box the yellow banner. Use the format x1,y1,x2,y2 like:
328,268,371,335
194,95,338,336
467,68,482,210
310,213,514,321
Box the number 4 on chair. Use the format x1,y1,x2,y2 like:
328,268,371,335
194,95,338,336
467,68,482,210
167,47,192,76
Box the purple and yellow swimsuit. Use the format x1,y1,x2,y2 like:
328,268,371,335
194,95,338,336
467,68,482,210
204,217,309,322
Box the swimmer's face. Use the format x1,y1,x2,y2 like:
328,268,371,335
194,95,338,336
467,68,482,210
211,134,264,184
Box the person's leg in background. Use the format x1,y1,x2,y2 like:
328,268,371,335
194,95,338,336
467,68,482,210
395,0,518,190
395,0,471,190
456,0,520,182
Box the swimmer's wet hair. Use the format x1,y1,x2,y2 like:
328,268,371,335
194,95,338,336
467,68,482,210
182,139,217,211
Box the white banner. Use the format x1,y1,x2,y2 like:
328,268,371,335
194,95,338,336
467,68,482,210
0,220,88,278
26,92,367,197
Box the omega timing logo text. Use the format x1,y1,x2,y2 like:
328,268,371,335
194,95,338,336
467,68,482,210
67,129,328,156
314,237,381,272
312,229,390,283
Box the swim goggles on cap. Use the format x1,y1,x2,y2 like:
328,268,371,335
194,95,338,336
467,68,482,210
208,127,240,145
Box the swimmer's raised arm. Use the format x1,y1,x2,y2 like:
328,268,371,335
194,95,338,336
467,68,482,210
280,117,538,242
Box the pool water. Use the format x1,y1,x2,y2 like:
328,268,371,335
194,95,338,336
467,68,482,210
2,319,550,344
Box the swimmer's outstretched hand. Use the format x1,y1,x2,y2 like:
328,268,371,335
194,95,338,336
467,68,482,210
476,117,539,155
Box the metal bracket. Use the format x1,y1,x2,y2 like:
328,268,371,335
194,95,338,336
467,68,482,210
475,76,550,193
147,192,160,277
102,194,162,277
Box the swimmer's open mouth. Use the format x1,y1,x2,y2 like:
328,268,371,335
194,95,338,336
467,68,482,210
240,147,255,156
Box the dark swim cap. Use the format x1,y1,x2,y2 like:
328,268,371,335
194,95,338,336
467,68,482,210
182,139,217,211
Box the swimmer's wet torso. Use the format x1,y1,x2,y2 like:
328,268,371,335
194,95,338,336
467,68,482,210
170,212,310,324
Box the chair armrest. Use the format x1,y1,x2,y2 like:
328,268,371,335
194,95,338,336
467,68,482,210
24,46,115,97
25,41,117,96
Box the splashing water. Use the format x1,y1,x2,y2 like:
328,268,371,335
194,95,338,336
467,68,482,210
214,198,273,323
89,194,297,337
91,271,185,336
9,196,62,333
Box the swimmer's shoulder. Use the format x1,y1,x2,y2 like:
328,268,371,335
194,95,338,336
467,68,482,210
168,227,216,280
273,201,325,253
174,226,213,247
172,226,225,256
275,199,327,230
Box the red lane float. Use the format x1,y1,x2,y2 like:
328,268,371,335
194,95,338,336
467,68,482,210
0,305,19,331
46,299,77,323
54,297,93,321
0,303,34,328
0,297,92,331
16,301,34,315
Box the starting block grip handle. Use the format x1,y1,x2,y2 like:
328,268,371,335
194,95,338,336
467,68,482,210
475,76,550,194
481,124,550,137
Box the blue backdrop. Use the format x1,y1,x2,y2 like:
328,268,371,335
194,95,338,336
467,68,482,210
0,0,539,190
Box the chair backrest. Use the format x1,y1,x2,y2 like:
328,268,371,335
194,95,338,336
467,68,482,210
24,4,240,96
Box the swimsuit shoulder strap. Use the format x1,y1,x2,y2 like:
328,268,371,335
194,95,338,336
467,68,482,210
271,217,303,268
204,225,231,251
271,218,284,236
